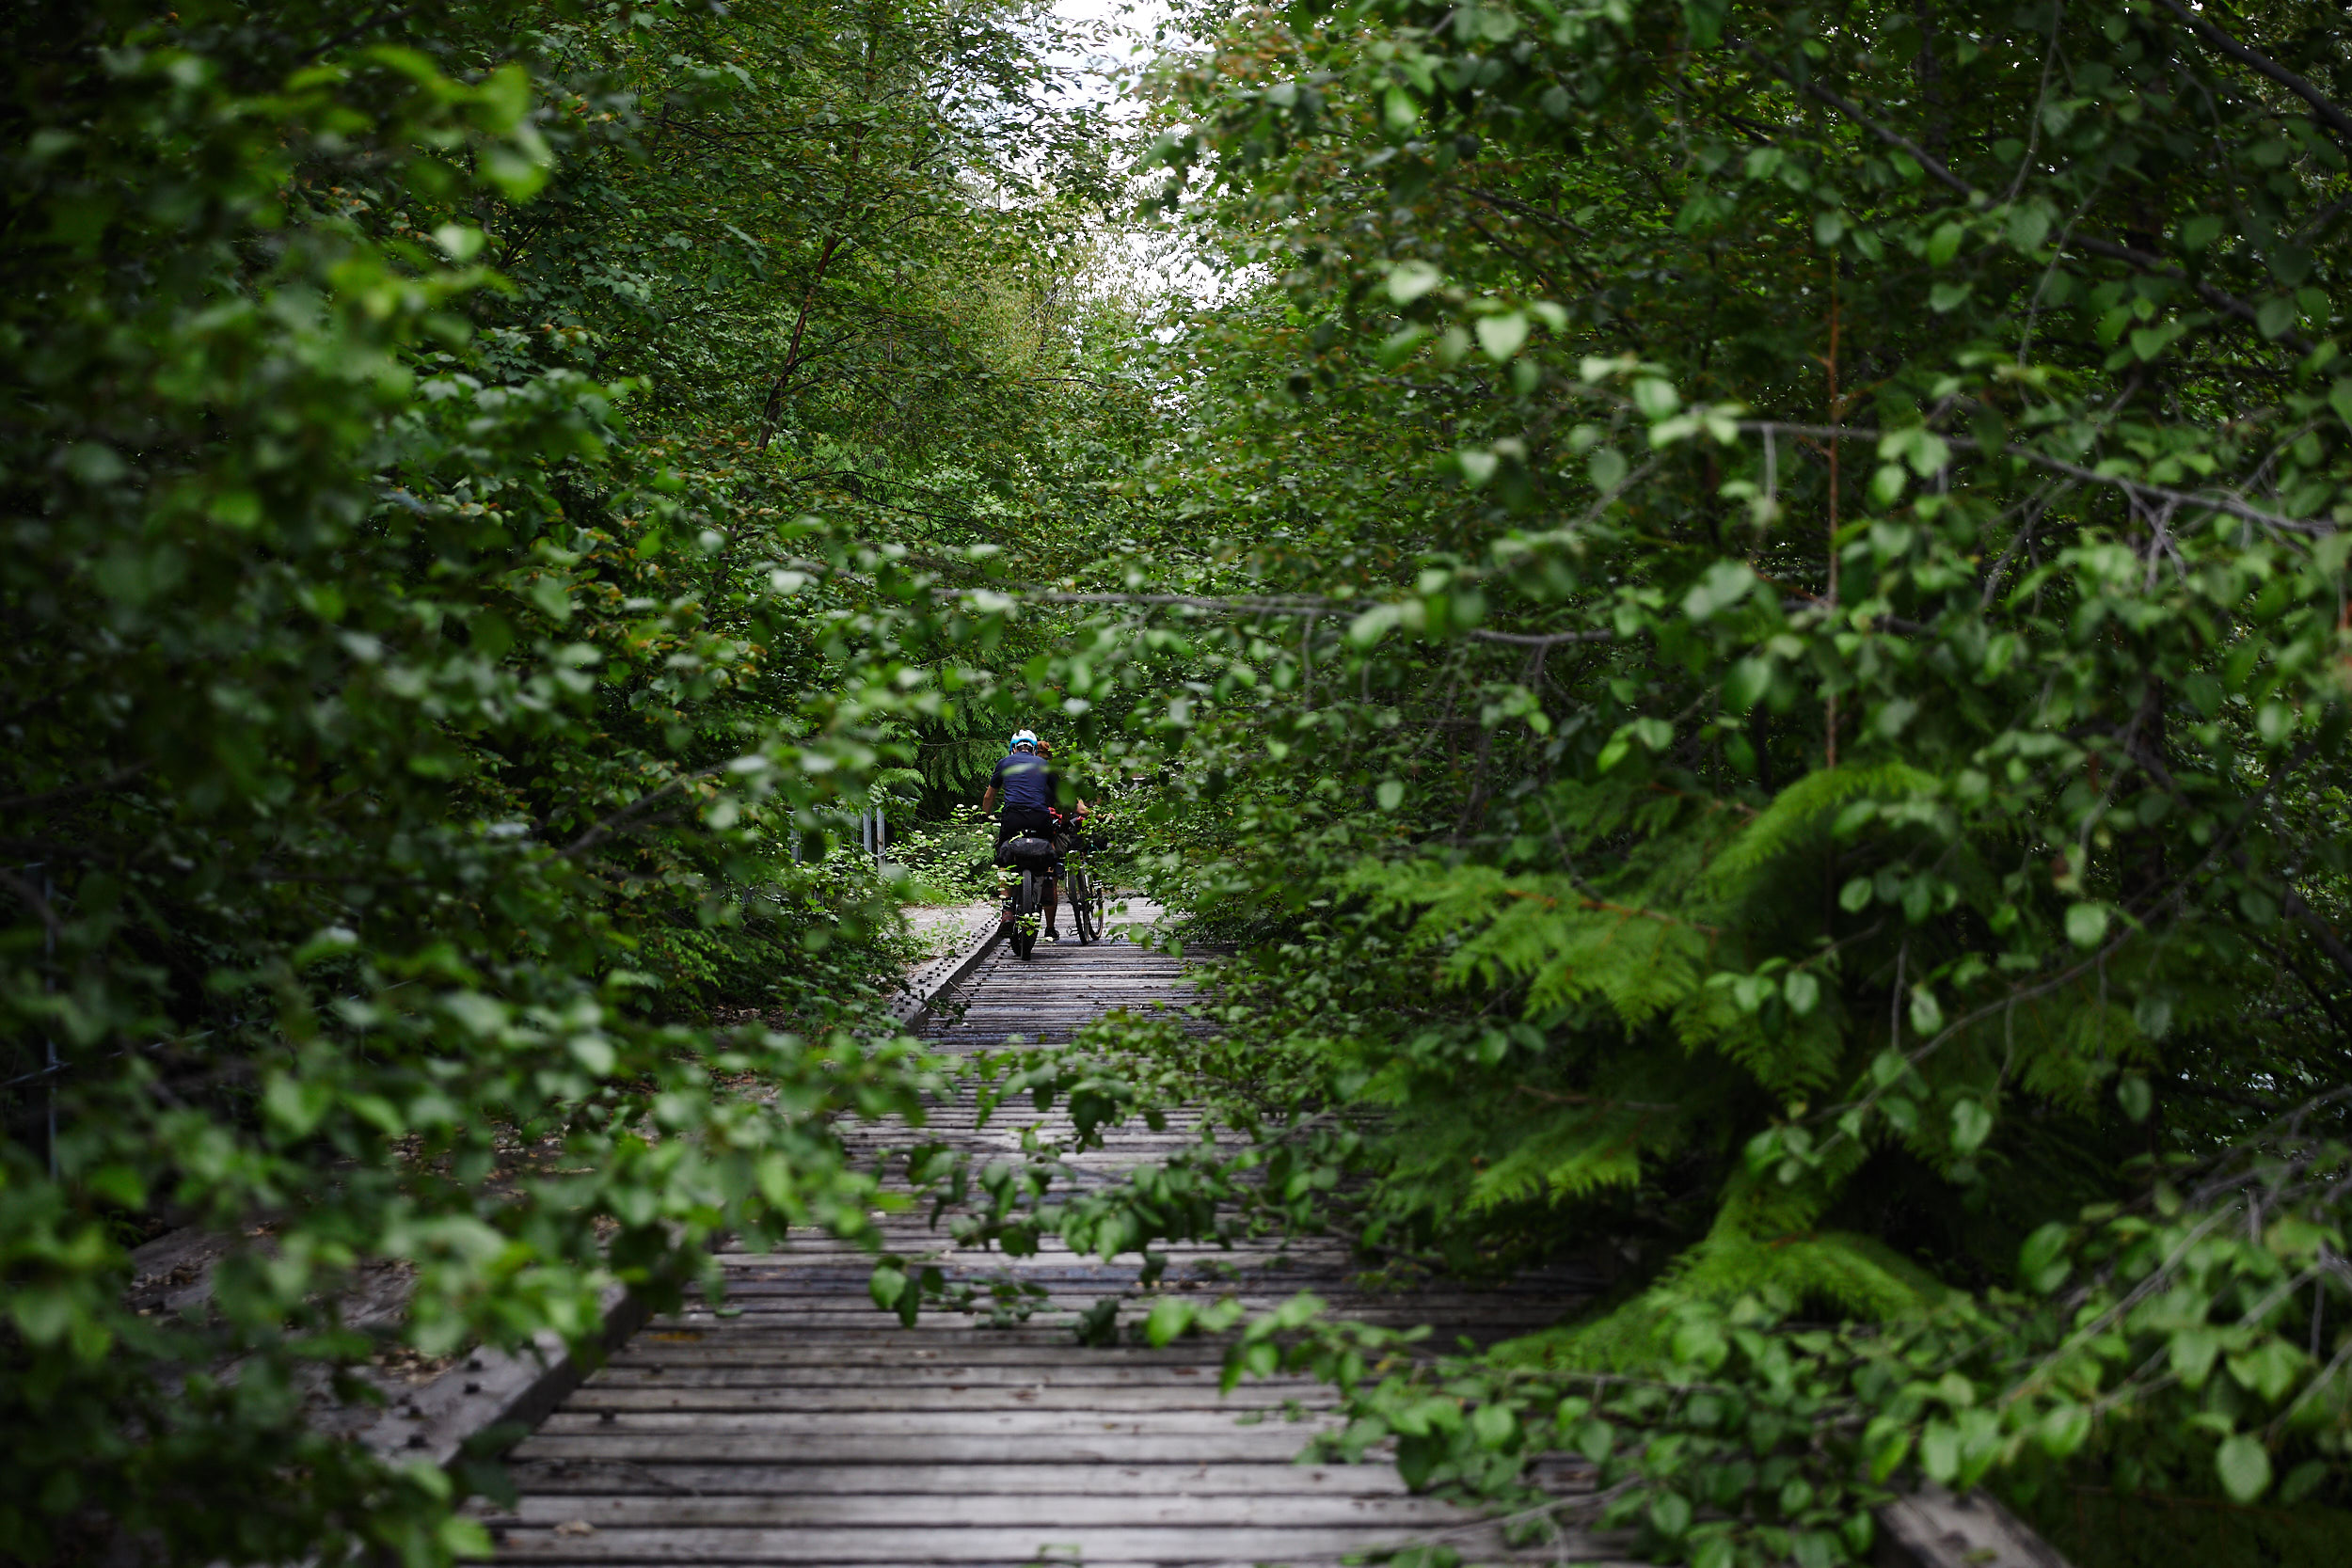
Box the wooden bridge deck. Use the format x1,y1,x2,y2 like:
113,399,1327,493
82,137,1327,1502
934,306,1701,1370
480,933,1613,1567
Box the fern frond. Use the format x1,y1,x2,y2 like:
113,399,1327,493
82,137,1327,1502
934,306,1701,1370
1501,1217,1952,1372
1461,1105,1650,1211
1709,761,1940,883
1671,982,1848,1100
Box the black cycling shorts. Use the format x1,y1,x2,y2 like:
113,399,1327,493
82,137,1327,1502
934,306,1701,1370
997,806,1056,855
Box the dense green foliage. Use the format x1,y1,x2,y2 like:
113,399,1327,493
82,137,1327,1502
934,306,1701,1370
904,0,2352,1561
0,1,1145,1561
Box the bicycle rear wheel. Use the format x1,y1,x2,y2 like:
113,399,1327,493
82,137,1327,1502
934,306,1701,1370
1009,871,1040,958
1071,864,1100,944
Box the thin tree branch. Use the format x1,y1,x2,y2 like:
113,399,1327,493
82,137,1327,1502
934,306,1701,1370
0,765,147,816
560,768,728,858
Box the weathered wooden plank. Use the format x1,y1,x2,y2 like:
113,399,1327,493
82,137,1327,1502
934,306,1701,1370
1877,1484,2074,1568
535,1410,1339,1436
638,1309,1565,1334
485,1493,1471,1528
512,1432,1343,1464
698,1271,1571,1296
657,1291,1569,1314
707,1251,1308,1266
482,1523,1558,1563
501,1461,1413,1497
582,1365,1311,1388
562,1386,1330,1414
606,1343,1234,1367
660,1300,1567,1327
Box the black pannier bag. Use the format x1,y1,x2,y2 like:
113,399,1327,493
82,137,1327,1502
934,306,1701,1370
995,834,1057,869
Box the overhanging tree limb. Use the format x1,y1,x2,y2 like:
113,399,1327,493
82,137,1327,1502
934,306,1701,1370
2147,0,2352,152
1729,34,2313,351
1738,420,2328,536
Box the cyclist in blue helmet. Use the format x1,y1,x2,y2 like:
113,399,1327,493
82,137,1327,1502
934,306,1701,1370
980,729,1089,941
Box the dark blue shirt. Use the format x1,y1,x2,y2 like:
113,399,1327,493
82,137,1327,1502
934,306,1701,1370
991,751,1057,810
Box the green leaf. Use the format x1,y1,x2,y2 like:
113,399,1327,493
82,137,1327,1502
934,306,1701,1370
1375,779,1405,812
568,1035,617,1076
1919,1419,1960,1482
2065,902,2110,948
1632,377,1680,419
2117,1073,2153,1122
1348,604,1402,646
9,1288,76,1347
1375,325,1428,369
1672,1313,1729,1370
1470,1402,1517,1449
1950,1098,1994,1154
2228,1340,2304,1402
867,1266,908,1310
1929,280,1973,312
1783,970,1820,1016
1682,560,1756,622
482,142,550,200
2036,1403,2091,1458
1725,655,1772,711
2019,1222,2072,1292
1145,1295,1192,1347
1475,312,1529,361
2217,1434,2273,1502
2006,203,2051,251
1908,986,1944,1037
1587,446,1629,491
433,224,486,262
262,1073,330,1139
2170,1326,2220,1388
438,1515,494,1559
1388,261,1443,302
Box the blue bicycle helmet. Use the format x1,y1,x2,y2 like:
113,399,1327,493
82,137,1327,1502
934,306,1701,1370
1009,728,1039,752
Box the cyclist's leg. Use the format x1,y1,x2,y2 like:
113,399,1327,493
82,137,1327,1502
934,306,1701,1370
994,815,1021,924
1047,832,1073,934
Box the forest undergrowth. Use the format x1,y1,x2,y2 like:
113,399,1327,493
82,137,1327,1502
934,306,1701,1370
8,1,2352,1565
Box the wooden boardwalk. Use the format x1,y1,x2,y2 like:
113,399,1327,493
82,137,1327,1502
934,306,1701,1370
481,933,1610,1566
